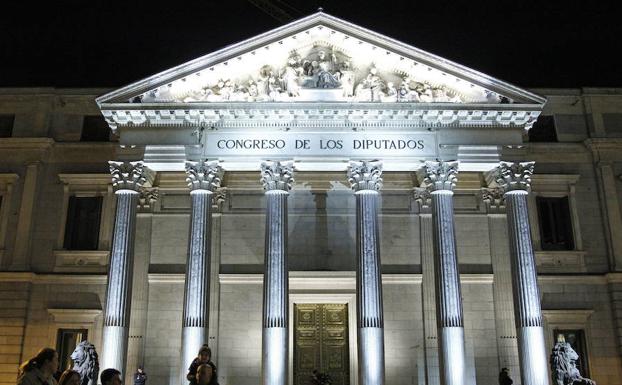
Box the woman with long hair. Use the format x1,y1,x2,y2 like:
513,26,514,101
58,370,81,385
195,363,218,385
17,348,59,385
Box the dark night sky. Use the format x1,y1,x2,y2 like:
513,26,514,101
1,0,620,89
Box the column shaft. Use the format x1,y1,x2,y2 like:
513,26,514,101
356,190,385,385
102,190,139,374
262,190,289,385
505,191,549,385
430,190,465,385
420,213,440,385
348,160,385,385
181,190,213,380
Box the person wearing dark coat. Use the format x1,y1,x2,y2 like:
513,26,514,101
187,345,216,385
17,348,59,385
498,367,513,385
133,367,147,385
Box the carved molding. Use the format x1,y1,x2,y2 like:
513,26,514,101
185,160,223,191
109,161,147,192
48,308,102,324
347,160,383,192
495,161,535,193
418,160,458,192
542,309,594,326
260,161,294,191
52,250,109,273
102,105,541,133
535,251,587,274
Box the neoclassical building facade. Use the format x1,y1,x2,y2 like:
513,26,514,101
1,11,622,385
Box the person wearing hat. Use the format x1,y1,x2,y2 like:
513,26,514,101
133,366,147,385
498,367,513,385
186,345,216,385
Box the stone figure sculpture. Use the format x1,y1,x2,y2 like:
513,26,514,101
70,341,99,385
550,335,596,385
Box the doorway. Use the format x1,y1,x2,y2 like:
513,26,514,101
293,304,350,385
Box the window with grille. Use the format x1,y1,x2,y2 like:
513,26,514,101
56,329,88,372
81,115,110,142
529,115,558,142
63,196,103,250
0,115,14,138
536,196,574,250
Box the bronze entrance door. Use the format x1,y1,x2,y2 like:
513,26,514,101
294,303,349,385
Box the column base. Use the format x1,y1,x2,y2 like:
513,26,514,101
262,327,288,385
517,326,549,385
181,326,208,384
101,325,128,375
438,326,465,385
358,327,385,385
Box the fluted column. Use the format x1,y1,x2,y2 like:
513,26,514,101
495,162,549,385
102,161,147,375
418,161,465,385
261,160,293,385
180,160,223,382
348,160,385,385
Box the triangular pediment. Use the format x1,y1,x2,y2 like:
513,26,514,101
96,12,545,106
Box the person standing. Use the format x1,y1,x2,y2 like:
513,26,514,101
58,370,80,385
18,348,59,385
195,363,218,385
186,345,216,385
498,368,513,385
100,369,122,385
133,366,147,385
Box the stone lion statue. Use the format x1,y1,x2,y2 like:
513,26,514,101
71,341,99,385
550,335,596,385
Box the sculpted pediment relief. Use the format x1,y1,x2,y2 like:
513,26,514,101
136,42,496,104
98,12,545,108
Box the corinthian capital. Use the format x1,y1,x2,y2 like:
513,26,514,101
495,161,535,193
413,187,431,212
109,161,147,192
480,187,505,213
347,160,383,192
185,160,223,192
418,160,458,192
260,160,294,191
138,187,159,211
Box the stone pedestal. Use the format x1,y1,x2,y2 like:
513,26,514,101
260,161,293,385
101,161,146,374
495,162,550,385
180,160,222,382
418,161,465,385
348,160,385,385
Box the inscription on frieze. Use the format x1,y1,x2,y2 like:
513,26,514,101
203,131,437,159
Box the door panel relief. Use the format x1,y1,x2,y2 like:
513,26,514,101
294,304,349,385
